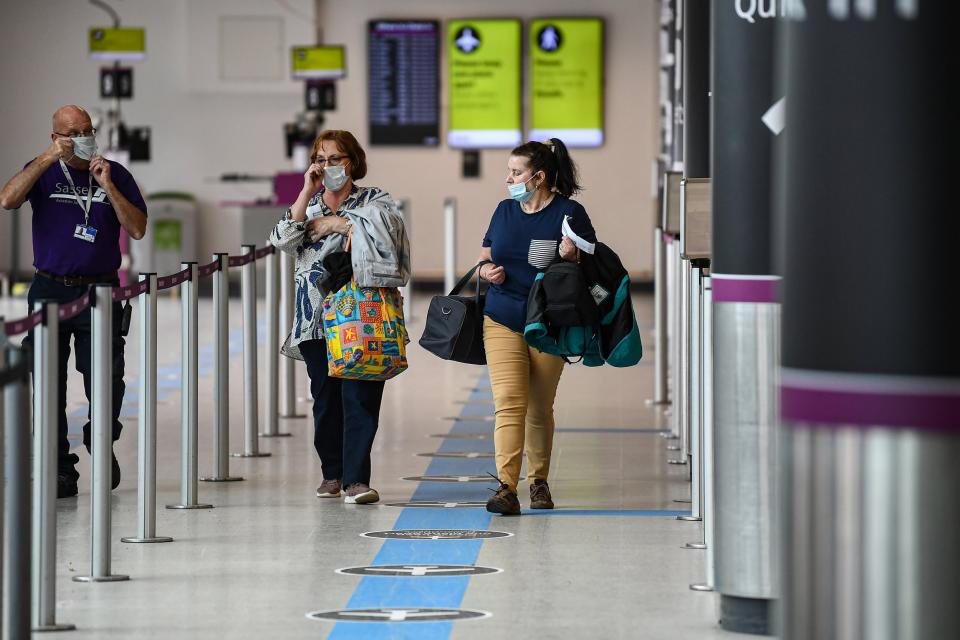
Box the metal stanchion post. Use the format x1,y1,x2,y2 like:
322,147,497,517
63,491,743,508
0,326,5,635
201,254,243,482
682,265,704,526
234,246,269,458
691,276,715,591
167,263,212,510
5,345,33,637
260,249,289,438
31,300,75,630
279,251,303,419
648,228,670,405
444,197,457,294
75,285,129,583
669,254,690,466
397,199,413,323
123,274,172,543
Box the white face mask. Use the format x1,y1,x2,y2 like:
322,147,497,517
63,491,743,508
71,135,98,161
323,165,348,192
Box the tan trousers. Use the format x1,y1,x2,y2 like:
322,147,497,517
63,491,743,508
483,316,565,491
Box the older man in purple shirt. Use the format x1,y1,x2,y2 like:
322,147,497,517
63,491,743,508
0,105,147,498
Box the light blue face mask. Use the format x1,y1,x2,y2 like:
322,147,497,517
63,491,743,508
507,176,533,203
71,135,98,161
323,165,348,192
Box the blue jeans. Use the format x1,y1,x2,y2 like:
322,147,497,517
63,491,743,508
299,339,385,487
26,275,126,481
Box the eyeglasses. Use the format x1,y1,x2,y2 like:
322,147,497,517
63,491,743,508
312,154,346,167
54,128,97,138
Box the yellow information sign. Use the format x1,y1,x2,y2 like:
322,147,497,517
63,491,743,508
89,27,146,61
529,18,604,147
447,19,521,148
291,46,346,80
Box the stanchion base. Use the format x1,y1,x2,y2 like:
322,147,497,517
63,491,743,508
32,623,76,632
259,432,293,438
121,536,174,544
166,503,214,509
231,452,271,458
673,498,692,503
684,542,707,549
645,399,671,407
72,574,129,583
666,445,681,451
667,459,688,465
660,433,679,440
690,583,714,592
279,413,306,419
677,515,702,522
199,476,244,482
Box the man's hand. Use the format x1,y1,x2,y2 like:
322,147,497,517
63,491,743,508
305,215,347,243
89,156,112,188
43,137,74,163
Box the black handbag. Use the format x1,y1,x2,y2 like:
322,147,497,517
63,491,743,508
419,261,491,365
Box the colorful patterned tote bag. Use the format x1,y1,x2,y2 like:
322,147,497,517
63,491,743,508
322,280,409,381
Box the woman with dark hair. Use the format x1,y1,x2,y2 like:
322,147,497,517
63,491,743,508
477,138,597,515
270,130,410,505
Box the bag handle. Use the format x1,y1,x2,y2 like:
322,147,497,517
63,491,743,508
448,260,492,296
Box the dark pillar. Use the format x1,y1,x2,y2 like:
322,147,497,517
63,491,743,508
682,0,710,177
778,3,959,639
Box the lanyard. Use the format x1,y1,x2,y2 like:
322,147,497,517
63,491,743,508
58,159,93,226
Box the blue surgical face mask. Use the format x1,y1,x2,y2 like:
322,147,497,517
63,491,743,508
71,135,98,161
507,176,533,203
323,165,348,192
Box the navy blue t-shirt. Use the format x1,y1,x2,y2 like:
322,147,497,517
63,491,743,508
482,195,597,333
26,159,147,275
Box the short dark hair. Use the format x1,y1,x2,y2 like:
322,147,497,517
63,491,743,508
510,138,582,197
311,130,367,180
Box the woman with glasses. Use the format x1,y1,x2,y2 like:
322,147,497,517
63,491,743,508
476,138,597,515
270,130,410,504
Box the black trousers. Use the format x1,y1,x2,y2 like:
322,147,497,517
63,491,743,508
299,339,385,487
26,275,126,481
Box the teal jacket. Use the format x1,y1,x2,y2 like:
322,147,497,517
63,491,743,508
523,242,643,367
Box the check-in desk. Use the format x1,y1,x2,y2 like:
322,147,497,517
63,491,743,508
211,203,287,289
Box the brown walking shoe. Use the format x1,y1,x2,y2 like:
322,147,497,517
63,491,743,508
486,479,521,516
344,483,379,504
316,479,342,498
529,479,554,509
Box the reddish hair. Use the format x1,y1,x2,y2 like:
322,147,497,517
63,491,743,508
311,130,367,180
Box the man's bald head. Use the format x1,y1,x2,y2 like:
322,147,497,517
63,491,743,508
52,105,93,136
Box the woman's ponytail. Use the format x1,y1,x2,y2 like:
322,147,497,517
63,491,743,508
547,138,582,197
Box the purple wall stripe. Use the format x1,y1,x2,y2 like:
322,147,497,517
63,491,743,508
712,275,779,303
782,385,960,432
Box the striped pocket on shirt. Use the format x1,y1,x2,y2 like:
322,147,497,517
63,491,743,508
528,239,558,269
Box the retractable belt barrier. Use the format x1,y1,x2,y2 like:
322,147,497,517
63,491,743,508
0,244,281,632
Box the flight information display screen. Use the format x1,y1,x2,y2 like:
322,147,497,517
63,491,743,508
368,20,440,146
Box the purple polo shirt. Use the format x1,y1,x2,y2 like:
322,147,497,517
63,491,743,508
26,159,147,276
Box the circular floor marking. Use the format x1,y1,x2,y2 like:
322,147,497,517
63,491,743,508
361,529,512,540
336,564,502,577
402,475,495,483
416,451,494,458
385,501,488,508
428,433,492,440
443,415,495,422
306,608,491,623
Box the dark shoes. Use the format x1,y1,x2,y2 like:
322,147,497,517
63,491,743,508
57,473,78,499
486,482,521,516
529,479,554,509
111,450,121,490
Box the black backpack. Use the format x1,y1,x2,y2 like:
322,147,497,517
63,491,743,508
539,260,600,328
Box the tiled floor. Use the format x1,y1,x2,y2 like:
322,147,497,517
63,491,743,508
1,290,746,639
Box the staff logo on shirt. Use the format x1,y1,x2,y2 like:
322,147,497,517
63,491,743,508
50,184,109,205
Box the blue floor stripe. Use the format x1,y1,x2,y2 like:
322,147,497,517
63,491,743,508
555,427,669,434
328,376,496,639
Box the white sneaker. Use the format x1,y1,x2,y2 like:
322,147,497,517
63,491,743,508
343,483,379,504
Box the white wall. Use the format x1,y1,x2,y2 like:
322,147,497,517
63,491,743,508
0,0,660,280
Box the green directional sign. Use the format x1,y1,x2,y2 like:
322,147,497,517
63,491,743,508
89,27,146,61
447,19,521,148
529,18,604,147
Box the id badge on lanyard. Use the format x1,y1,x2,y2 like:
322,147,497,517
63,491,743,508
59,160,97,244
